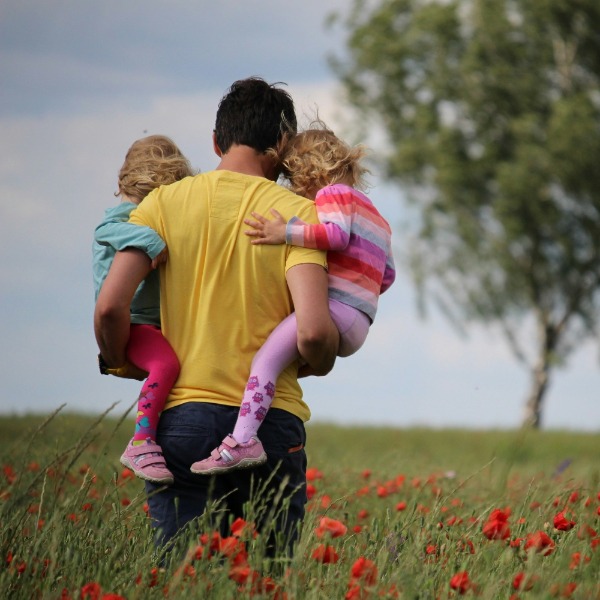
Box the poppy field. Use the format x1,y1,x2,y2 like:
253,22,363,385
1,407,599,599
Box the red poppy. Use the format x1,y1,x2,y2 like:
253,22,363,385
228,564,259,585
315,516,347,538
306,467,323,481
80,582,102,600
218,535,246,559
395,501,407,511
306,483,317,500
577,525,597,539
311,543,339,564
449,571,472,594
350,557,377,586
482,508,511,540
524,531,555,555
553,510,576,531
120,468,134,481
550,582,577,598
230,517,256,539
512,572,538,591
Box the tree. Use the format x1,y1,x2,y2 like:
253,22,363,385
333,0,600,427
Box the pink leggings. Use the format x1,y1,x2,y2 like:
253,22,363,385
126,324,180,443
232,300,370,442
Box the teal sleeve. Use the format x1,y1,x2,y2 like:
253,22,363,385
94,221,166,260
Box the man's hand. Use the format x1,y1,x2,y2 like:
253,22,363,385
98,355,148,380
151,247,169,269
244,209,287,245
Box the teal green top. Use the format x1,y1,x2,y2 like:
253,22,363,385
92,201,165,327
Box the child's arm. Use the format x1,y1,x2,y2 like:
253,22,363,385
245,191,353,251
95,220,167,268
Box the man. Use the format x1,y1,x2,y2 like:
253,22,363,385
94,77,339,552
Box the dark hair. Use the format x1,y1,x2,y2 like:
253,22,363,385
214,77,297,154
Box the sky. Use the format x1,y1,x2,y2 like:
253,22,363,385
0,0,598,432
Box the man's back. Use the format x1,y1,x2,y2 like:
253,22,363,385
131,170,326,420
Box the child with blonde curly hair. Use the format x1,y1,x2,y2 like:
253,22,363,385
191,122,396,475
93,135,194,484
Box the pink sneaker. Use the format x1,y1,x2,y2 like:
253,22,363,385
120,438,174,484
190,435,267,475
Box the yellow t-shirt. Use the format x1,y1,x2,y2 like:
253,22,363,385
130,170,327,422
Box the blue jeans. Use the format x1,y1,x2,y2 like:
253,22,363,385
145,403,307,554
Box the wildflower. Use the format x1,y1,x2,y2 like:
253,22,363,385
512,572,538,591
80,582,102,599
524,531,555,555
550,582,577,598
449,571,472,594
311,543,339,564
3,465,16,484
120,468,134,481
306,467,323,481
457,538,475,554
482,508,511,540
218,535,246,559
376,485,389,498
350,557,377,586
577,524,597,539
553,510,575,531
361,469,371,479
568,552,590,569
320,494,332,508
306,483,317,499
395,501,407,511
315,516,347,538
230,517,256,539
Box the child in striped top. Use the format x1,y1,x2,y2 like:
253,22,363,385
190,123,396,475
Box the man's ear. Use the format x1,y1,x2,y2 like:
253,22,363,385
212,132,222,157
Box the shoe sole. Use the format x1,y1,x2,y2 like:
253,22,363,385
190,453,267,476
120,456,174,485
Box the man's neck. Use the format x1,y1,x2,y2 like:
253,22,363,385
216,145,277,181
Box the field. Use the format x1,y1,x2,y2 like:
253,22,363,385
1,407,598,599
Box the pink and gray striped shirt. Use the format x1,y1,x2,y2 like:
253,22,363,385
286,183,395,322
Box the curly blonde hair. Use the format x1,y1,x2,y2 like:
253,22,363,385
276,121,369,198
116,135,194,203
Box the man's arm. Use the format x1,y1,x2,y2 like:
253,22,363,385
94,248,152,368
286,264,339,376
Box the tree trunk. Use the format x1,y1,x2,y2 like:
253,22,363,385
521,320,556,429
521,361,550,429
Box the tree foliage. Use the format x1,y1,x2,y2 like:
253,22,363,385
333,0,600,426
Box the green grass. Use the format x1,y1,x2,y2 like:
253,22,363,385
1,408,598,599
